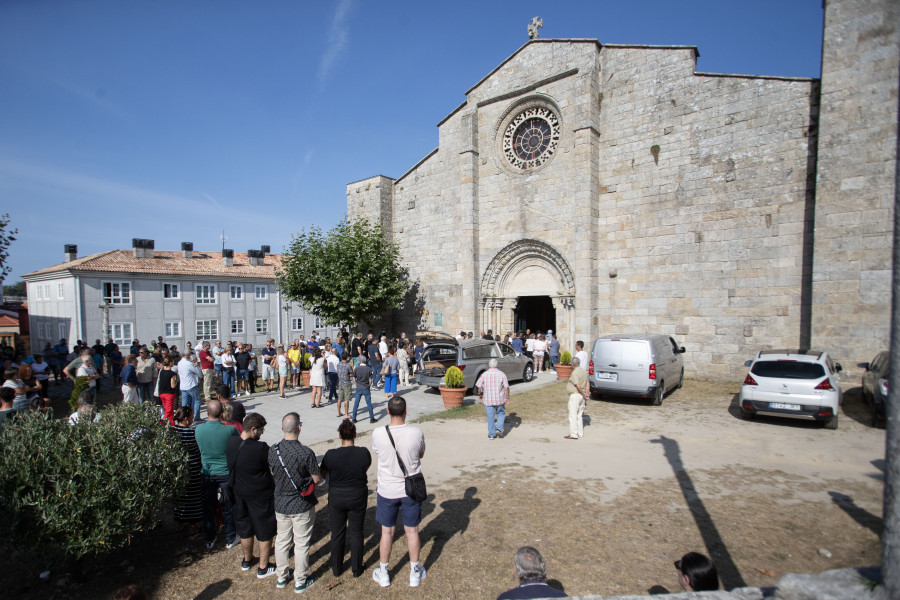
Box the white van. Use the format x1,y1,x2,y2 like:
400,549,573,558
588,335,685,405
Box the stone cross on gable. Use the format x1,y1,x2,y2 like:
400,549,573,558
528,16,543,40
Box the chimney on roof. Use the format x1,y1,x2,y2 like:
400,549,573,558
132,238,155,259
260,245,271,257
181,242,193,259
222,248,234,267
248,249,264,266
64,244,78,262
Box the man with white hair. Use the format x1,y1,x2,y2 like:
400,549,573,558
475,358,510,440
497,546,568,599
564,357,589,440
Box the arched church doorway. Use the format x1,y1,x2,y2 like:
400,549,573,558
480,239,576,347
515,296,556,334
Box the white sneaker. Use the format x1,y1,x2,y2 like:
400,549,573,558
409,565,426,587
372,566,390,587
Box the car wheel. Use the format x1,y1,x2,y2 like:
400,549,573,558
825,412,839,430
740,407,754,421
676,369,684,389
651,382,664,406
523,364,534,382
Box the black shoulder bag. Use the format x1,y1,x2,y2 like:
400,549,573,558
384,426,427,503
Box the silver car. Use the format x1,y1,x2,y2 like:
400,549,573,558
414,331,534,391
588,334,685,405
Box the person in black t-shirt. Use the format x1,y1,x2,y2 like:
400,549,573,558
226,413,277,579
366,337,383,390
234,344,252,397
320,419,371,577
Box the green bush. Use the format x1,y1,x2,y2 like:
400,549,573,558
0,403,188,561
445,366,465,388
301,352,312,370
559,351,572,366
68,376,90,412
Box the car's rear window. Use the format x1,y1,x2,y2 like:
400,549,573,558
463,344,498,360
751,361,826,379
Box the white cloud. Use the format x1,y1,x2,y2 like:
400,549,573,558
317,0,354,89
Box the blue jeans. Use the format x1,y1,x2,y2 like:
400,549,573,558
201,473,235,546
370,361,382,387
485,404,506,438
137,381,153,404
352,387,374,421
181,386,201,421
328,372,339,401
221,368,235,397
549,354,559,369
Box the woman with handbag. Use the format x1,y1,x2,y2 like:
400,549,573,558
319,419,371,578
382,346,400,399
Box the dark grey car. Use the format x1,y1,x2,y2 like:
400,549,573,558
414,331,534,391
858,351,889,426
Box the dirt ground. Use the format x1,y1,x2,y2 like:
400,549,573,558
7,379,885,599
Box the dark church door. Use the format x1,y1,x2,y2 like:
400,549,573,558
514,296,556,334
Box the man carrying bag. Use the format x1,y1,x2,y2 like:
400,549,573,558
371,397,427,589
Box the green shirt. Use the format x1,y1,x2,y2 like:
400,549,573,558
195,420,239,476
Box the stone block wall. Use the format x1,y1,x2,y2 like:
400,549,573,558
595,45,819,380
811,0,899,366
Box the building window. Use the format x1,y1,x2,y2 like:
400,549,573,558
35,285,42,300
111,323,134,346
163,283,180,299
196,320,218,341
164,321,182,338
231,319,244,334
57,283,65,299
59,323,67,340
230,285,243,300
43,284,50,300
256,318,268,334
315,316,325,328
195,284,217,304
291,317,303,331
254,285,268,299
102,281,132,305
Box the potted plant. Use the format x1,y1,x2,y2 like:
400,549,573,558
300,352,312,387
438,366,466,409
555,351,575,380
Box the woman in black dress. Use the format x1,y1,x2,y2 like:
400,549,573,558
172,406,203,534
319,419,371,577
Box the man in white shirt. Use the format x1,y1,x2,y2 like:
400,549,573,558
575,341,590,376
371,397,427,588
178,351,203,421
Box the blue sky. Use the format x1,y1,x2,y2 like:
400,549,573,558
1,0,824,281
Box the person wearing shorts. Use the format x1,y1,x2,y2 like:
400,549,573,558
370,397,427,588
226,413,278,579
261,340,277,392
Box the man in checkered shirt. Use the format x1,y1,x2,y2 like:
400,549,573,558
475,358,510,439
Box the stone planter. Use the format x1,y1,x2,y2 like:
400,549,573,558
438,386,466,409
301,371,311,387
555,364,575,380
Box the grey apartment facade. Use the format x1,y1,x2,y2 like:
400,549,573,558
23,242,338,351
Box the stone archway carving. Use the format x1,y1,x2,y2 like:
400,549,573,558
480,239,576,348
481,239,575,298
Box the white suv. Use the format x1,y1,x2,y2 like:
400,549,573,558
739,350,843,430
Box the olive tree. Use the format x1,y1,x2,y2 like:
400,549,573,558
0,404,188,561
276,218,409,328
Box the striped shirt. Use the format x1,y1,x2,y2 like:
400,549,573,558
475,368,509,406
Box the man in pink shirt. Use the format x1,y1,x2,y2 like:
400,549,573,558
475,359,510,440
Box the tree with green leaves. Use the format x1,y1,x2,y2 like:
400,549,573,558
276,218,409,329
0,213,18,284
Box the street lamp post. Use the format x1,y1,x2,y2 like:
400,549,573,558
282,304,291,346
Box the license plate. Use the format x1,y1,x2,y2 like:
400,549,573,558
769,402,801,411
597,372,618,381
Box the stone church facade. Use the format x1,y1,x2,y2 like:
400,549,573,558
348,0,898,381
